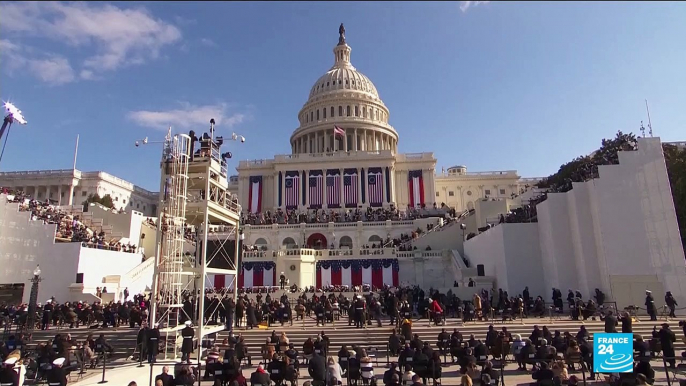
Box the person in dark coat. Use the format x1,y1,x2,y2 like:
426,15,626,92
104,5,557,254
594,288,605,306
665,292,678,318
224,298,236,332
42,300,54,330
46,358,68,386
658,323,677,368
645,290,657,321
620,312,632,333
155,365,175,386
0,357,20,386
147,323,161,363
235,298,245,329
308,352,327,384
250,365,270,386
181,321,194,364
137,324,149,361
604,311,618,333
247,301,258,329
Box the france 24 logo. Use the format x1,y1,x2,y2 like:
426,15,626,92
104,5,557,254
593,333,634,373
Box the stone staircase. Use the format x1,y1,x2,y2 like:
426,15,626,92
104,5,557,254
217,316,686,361
25,314,685,365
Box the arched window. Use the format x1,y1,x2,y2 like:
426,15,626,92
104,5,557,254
346,106,351,116
310,111,314,122
255,238,268,250
368,235,383,246
282,237,296,248
363,107,367,118
339,236,353,249
354,106,359,117
339,106,343,116
331,106,334,117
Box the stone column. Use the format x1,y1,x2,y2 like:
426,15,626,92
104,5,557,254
274,172,280,209
339,169,344,207
57,185,63,206
382,167,387,205
389,166,396,204
305,170,310,208
68,182,75,206
343,129,348,151
322,169,328,209
354,128,358,151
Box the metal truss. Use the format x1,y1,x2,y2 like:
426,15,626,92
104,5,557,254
149,130,192,360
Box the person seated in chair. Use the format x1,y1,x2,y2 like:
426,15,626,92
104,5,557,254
634,358,655,384
267,353,286,386
326,357,343,386
532,362,555,385
250,364,271,386
383,363,401,386
308,351,326,386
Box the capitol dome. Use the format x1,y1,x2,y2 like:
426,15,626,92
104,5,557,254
290,25,398,155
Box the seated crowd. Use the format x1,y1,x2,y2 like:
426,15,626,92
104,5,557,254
241,204,454,226
3,188,140,252
166,285,683,386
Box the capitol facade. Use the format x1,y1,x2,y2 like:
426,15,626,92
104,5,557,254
227,27,534,242
214,26,540,293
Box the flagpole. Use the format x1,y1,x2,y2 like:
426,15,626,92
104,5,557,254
72,134,79,170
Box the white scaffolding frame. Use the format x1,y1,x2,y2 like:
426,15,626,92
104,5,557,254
149,130,192,360
149,123,242,361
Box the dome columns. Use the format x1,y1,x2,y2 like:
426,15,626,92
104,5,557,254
291,127,398,154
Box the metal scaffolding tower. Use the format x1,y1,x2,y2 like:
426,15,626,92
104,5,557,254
149,129,192,360
149,123,242,361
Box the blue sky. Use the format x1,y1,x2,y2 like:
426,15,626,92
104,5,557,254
1,1,685,191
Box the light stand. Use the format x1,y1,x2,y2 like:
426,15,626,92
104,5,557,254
0,101,28,166
25,265,42,338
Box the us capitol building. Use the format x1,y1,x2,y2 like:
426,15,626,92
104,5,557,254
219,26,538,291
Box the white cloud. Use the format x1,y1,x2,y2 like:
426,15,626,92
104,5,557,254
0,2,182,82
28,56,75,85
0,39,76,85
127,102,248,131
200,38,217,47
460,1,490,12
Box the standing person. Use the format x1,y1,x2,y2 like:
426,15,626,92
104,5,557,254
665,292,678,318
280,272,287,290
147,323,161,363
658,323,677,369
137,323,149,362
620,312,633,334
645,290,657,321
42,300,54,330
181,321,194,364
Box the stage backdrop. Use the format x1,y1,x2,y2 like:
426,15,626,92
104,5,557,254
316,259,399,289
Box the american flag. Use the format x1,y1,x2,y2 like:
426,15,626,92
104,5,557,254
343,171,358,207
285,173,299,208
326,171,340,208
334,125,345,137
309,172,323,208
367,170,383,206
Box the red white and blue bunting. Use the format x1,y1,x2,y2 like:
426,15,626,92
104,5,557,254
207,261,276,289
316,259,399,288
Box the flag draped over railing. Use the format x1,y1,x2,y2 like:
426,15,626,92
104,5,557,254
316,259,399,288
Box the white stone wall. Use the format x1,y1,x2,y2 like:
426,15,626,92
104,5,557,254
462,137,686,310
1,196,146,303
464,224,546,299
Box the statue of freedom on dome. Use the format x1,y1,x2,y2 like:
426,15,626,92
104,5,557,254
338,23,346,45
